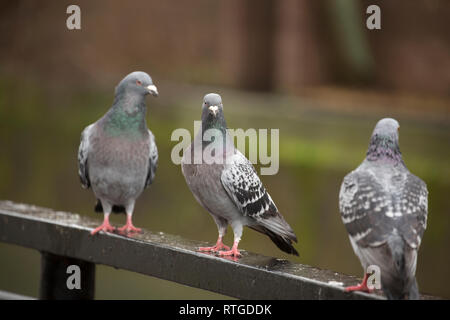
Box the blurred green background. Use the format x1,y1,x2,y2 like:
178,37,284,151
0,0,449,299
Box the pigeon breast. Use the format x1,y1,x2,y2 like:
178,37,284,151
88,124,150,205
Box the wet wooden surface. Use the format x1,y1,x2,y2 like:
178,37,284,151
0,200,437,300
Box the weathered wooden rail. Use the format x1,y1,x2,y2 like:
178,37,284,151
0,200,436,300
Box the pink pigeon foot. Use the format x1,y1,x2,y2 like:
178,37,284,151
345,273,373,293
199,237,230,252
118,216,142,234
218,242,241,257
91,216,115,235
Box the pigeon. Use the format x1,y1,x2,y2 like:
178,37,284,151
339,118,428,299
181,93,298,257
78,71,159,235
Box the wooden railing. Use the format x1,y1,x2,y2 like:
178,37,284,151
0,200,437,300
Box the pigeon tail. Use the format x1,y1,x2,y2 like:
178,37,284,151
250,214,299,256
387,233,406,276
408,278,420,300
383,233,416,300
94,200,126,214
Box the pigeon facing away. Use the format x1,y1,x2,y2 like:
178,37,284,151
181,93,298,257
339,118,428,299
78,71,159,235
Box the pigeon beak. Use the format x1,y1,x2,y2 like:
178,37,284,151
208,105,219,116
147,84,159,97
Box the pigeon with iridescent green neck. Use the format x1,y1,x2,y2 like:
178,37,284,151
339,118,428,299
78,71,159,235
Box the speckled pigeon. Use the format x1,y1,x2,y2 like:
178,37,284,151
181,93,298,257
339,118,428,299
78,71,159,235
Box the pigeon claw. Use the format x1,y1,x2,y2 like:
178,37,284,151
117,224,142,235
218,248,241,258
198,243,230,252
91,222,115,235
117,215,142,235
198,237,230,252
345,283,373,293
345,274,373,293
199,246,218,252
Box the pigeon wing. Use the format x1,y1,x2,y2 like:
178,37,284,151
396,173,428,249
339,170,392,247
77,124,94,189
145,130,158,188
339,169,428,249
221,151,278,220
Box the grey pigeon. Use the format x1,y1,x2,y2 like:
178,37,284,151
339,118,428,299
181,93,298,257
78,71,159,235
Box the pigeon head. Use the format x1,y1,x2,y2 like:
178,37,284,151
373,118,400,137
105,72,157,132
203,93,223,116
201,93,227,130
115,71,158,97
366,118,403,163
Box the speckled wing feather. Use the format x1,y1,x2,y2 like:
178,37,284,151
221,151,278,220
144,129,158,188
395,173,428,248
77,124,94,189
339,169,428,249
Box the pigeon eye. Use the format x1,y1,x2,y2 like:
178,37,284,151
136,80,142,86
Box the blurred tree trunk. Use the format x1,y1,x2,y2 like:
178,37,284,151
274,0,332,91
218,0,275,91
